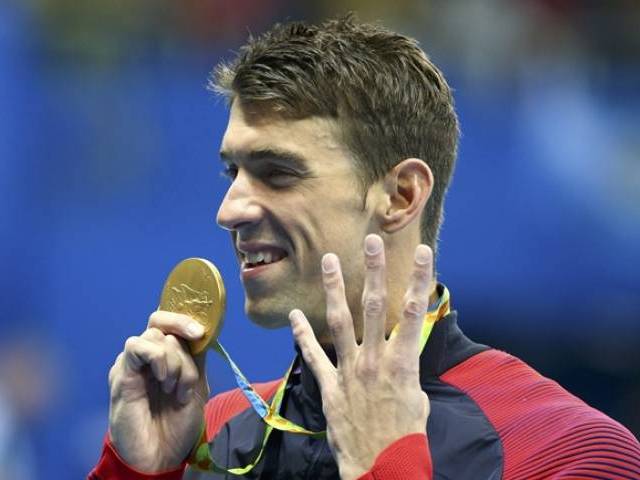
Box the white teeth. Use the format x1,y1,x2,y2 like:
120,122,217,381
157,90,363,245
243,250,283,266
246,252,264,264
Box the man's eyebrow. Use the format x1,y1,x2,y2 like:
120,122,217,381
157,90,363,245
219,148,309,169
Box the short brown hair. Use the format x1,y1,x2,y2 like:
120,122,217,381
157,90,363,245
212,14,459,256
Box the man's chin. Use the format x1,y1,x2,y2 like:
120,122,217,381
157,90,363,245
245,301,291,329
248,316,290,329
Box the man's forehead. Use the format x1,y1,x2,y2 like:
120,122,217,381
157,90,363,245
221,101,347,158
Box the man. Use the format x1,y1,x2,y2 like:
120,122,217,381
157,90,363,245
89,15,640,480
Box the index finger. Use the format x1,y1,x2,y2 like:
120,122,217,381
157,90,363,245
147,312,208,372
148,310,205,341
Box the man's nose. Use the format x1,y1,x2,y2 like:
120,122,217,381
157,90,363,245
216,172,263,231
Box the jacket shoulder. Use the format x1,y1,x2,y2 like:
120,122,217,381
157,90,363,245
442,349,640,479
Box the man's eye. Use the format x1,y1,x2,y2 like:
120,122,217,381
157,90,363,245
220,165,300,185
266,168,295,179
221,165,238,180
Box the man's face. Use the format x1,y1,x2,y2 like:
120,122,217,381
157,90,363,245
216,102,376,340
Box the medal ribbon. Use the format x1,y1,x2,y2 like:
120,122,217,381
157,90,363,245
189,285,451,474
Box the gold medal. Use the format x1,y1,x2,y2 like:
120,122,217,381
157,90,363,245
158,258,226,354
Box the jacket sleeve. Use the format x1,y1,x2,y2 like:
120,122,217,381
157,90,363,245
357,433,432,480
89,433,434,480
542,420,640,479
87,436,186,480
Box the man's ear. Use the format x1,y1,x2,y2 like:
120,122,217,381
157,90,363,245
378,158,433,234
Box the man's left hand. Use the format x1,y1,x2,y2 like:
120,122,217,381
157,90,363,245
289,234,432,480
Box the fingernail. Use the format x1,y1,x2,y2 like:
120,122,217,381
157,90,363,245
322,254,338,273
364,234,383,255
187,322,204,338
289,309,300,324
415,245,431,265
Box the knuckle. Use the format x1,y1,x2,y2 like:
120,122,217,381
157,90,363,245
329,322,344,338
326,305,354,342
164,334,181,349
123,336,139,352
292,323,306,339
291,326,303,340
404,298,426,318
356,360,378,381
149,348,166,366
391,355,419,379
180,369,199,388
362,293,386,316
364,255,383,269
326,308,343,327
142,327,164,341
147,311,161,327
412,267,430,283
291,315,309,339
323,274,342,290
301,347,315,366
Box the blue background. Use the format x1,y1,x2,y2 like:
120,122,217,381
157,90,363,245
0,1,638,477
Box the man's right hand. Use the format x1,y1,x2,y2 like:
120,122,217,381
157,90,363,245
107,311,210,473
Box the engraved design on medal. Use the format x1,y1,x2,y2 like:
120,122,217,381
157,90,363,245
167,283,214,321
159,258,226,352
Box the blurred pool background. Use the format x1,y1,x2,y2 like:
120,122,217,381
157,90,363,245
0,0,638,477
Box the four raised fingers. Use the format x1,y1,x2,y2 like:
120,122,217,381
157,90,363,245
298,238,432,372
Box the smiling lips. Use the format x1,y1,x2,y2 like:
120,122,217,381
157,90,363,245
238,243,288,271
239,248,288,281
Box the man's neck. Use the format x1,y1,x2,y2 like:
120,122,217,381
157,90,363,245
316,280,440,349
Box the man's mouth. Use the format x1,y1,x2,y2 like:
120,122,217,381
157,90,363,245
239,245,289,270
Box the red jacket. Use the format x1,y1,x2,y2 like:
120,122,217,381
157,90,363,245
89,313,640,479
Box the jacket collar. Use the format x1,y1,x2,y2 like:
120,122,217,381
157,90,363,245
292,308,488,409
